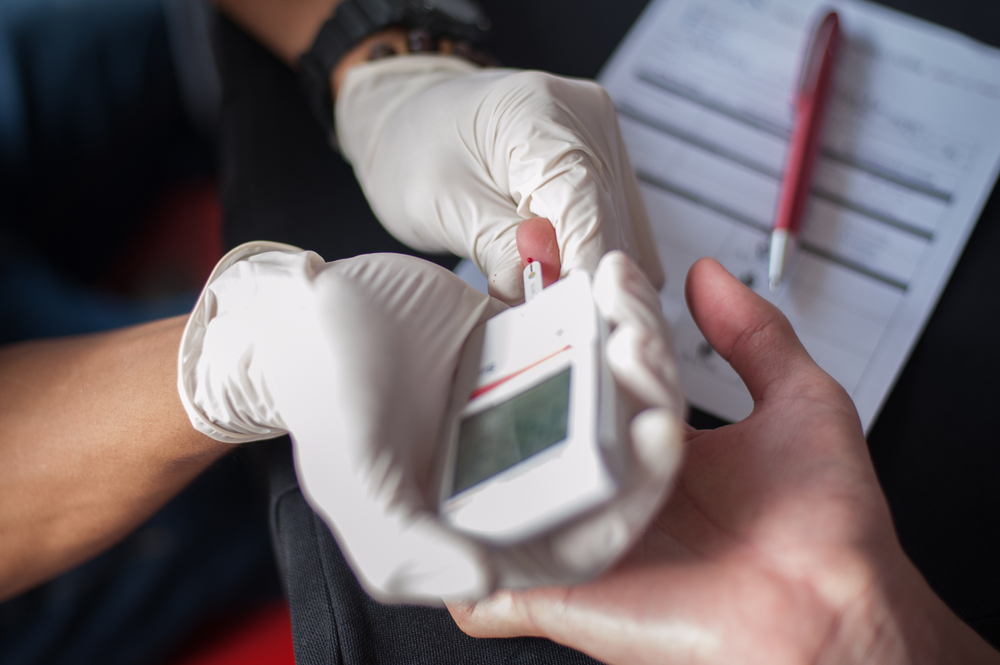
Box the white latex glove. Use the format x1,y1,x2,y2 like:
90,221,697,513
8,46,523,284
336,55,665,305
179,241,503,601
491,251,686,588
178,243,683,602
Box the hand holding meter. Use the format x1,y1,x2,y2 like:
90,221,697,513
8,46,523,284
181,244,683,600
336,56,666,305
438,254,685,589
439,264,626,546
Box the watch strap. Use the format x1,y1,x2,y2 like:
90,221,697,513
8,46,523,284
299,0,490,145
307,0,404,73
300,0,404,143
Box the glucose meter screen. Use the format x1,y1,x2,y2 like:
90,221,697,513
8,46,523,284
452,368,572,496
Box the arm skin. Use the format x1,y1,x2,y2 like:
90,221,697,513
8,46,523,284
447,259,1000,665
0,223,560,606
213,0,340,65
0,316,229,602
0,0,324,603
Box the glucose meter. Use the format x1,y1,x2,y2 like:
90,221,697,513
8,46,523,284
437,264,630,545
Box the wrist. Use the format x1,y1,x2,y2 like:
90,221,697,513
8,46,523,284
331,27,408,97
330,27,493,98
822,549,999,664
178,241,307,444
879,560,1000,664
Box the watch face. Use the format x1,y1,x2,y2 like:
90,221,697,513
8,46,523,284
422,0,485,26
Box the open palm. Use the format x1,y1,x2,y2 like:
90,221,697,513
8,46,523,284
449,258,998,665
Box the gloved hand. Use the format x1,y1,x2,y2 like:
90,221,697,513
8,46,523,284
178,243,684,602
336,55,665,305
178,242,503,601
492,250,686,589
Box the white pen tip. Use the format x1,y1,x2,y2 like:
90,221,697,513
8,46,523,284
768,229,791,294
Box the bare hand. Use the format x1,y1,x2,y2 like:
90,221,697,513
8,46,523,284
448,258,1000,665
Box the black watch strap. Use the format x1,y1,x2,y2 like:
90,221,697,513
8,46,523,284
300,0,404,143
299,0,490,145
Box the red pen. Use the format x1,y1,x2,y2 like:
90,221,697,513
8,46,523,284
769,11,841,291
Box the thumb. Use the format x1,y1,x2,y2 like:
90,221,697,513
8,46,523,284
684,258,820,402
479,227,522,306
354,514,496,602
294,431,495,603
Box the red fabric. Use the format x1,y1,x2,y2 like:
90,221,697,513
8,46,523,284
101,179,224,295
174,602,295,665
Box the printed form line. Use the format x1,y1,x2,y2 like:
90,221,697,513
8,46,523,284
635,69,955,202
618,104,936,240
636,170,910,291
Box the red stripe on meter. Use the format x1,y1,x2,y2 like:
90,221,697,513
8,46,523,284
469,345,572,400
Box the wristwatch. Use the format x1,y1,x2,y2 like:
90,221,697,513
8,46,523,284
299,0,491,143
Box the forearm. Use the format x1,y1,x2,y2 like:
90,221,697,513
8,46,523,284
214,0,342,65
0,316,228,602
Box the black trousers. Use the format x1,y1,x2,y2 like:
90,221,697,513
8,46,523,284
212,0,1000,659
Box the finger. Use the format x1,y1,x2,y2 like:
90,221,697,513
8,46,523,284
346,512,495,602
594,252,681,414
515,217,561,287
295,436,495,602
447,590,539,639
541,407,684,579
684,258,819,402
605,324,682,414
631,407,686,479
486,216,562,303
593,251,669,339
480,223,526,306
491,73,664,287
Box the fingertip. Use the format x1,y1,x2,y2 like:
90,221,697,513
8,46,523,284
605,323,680,409
593,251,665,333
516,217,561,286
631,407,685,480
446,590,531,639
487,260,526,306
356,517,495,603
683,257,817,401
684,257,767,363
683,257,735,314
413,525,495,601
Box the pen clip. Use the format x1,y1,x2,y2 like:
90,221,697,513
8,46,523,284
798,12,841,97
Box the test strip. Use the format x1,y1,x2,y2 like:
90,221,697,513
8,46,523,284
523,260,543,302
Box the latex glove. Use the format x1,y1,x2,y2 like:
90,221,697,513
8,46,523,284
492,250,685,588
178,243,683,601
178,241,504,601
336,55,665,305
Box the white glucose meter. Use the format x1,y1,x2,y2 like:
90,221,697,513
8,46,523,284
437,264,631,545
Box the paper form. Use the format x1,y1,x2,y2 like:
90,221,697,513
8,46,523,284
598,0,1000,431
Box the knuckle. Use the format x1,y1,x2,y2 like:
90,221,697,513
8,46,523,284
495,70,611,109
727,313,788,366
505,69,561,94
